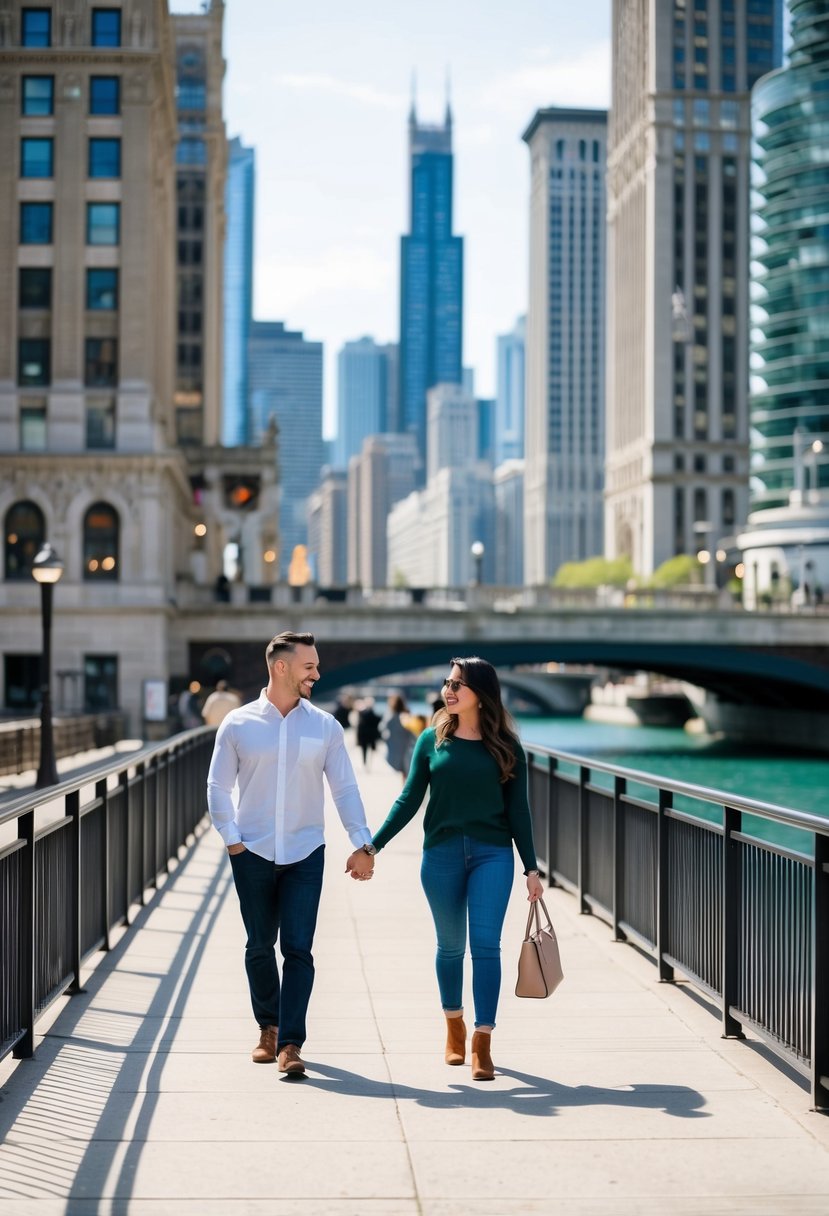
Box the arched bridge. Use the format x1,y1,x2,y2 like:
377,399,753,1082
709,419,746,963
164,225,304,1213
179,601,829,711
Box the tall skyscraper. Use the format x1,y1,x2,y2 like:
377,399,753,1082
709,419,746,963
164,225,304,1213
426,383,478,482
523,109,608,584
399,97,464,474
605,0,783,577
334,337,396,469
171,2,227,447
738,0,829,604
494,460,525,587
222,138,255,447
248,321,324,577
307,469,347,587
495,316,526,466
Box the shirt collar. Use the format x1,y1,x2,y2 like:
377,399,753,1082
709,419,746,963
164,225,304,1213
257,689,313,718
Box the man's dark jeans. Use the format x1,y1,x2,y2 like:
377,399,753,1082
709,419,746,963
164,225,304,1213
229,844,324,1051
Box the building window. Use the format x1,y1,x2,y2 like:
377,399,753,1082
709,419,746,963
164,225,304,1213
84,654,118,710
91,8,121,47
89,75,120,115
86,268,118,310
85,338,117,386
22,75,54,115
86,202,119,244
722,488,736,528
83,504,119,580
176,138,206,166
21,137,53,177
20,404,47,451
88,137,120,178
86,399,116,449
18,339,50,386
4,501,45,580
693,487,707,523
20,201,53,244
19,267,52,309
176,81,206,110
4,654,41,711
21,8,51,46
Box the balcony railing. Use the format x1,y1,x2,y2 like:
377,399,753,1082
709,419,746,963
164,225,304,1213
525,742,829,1111
0,727,214,1062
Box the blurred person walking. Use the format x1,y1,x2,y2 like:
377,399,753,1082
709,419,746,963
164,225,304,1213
383,693,415,784
201,679,242,727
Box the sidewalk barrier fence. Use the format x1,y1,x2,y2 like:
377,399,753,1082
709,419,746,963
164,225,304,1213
527,743,829,1112
0,712,127,777
0,726,214,1062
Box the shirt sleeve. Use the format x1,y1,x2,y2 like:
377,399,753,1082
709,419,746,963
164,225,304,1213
371,729,432,850
324,720,373,848
206,717,242,847
503,744,539,874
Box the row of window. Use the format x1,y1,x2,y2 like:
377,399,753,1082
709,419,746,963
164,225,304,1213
19,267,118,310
6,653,118,714
19,7,121,48
21,201,119,244
21,136,121,178
21,75,119,116
6,500,120,582
20,399,115,452
18,338,117,387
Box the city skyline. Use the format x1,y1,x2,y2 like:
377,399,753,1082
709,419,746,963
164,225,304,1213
172,0,612,435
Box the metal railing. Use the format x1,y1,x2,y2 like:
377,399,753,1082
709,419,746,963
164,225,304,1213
525,742,829,1112
0,712,127,777
0,726,215,1062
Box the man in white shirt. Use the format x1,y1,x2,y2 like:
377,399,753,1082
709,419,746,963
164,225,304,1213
206,630,375,1076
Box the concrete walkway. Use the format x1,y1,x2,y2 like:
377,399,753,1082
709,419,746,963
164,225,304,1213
1,742,829,1215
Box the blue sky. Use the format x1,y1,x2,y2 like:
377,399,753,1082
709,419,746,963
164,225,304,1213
173,1,612,434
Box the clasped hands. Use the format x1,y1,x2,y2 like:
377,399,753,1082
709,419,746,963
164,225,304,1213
345,848,375,881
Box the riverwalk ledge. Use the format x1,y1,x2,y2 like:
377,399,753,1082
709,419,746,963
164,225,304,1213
1,743,829,1214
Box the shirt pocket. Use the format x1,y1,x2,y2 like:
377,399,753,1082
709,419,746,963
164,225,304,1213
298,736,324,766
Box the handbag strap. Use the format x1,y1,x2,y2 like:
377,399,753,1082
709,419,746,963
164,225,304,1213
524,895,553,939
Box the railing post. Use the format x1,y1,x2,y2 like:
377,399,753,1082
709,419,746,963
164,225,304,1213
657,787,674,982
578,765,589,914
67,789,85,994
136,760,147,904
97,777,111,951
613,775,625,941
14,810,36,1059
722,804,746,1038
545,754,557,883
811,832,829,1111
120,767,131,926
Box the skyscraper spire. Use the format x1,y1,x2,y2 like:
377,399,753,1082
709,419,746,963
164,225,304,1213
445,65,453,128
409,69,417,126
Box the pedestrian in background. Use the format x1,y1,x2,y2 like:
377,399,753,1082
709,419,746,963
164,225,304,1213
383,693,415,784
355,697,382,769
201,679,242,727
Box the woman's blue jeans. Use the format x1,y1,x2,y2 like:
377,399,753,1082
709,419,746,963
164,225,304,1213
420,835,514,1028
229,845,324,1052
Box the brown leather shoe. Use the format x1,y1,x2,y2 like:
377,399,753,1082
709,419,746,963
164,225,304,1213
277,1044,306,1076
471,1031,495,1081
252,1025,278,1064
444,1014,466,1065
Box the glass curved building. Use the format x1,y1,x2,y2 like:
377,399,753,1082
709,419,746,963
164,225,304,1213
739,0,829,605
749,0,829,511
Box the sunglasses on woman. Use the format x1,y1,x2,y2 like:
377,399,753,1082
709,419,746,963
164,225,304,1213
443,678,467,692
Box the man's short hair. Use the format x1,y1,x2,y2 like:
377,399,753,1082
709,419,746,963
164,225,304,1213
266,631,316,666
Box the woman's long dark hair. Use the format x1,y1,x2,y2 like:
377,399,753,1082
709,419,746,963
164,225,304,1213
433,656,519,782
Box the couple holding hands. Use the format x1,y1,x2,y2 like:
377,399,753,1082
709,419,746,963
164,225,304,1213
206,631,543,1081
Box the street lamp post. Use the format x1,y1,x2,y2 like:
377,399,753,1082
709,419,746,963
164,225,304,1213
32,543,64,788
470,540,485,588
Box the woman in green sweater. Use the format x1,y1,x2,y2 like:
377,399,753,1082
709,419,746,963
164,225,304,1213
348,656,543,1080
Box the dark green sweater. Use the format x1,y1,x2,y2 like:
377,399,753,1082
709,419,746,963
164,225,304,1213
371,727,538,873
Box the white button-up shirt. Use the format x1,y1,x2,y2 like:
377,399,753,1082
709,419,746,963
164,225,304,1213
206,691,372,864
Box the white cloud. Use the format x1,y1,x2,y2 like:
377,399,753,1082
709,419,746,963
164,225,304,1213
279,73,404,111
482,40,612,120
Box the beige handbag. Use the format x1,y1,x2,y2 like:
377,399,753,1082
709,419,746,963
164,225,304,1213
515,896,564,998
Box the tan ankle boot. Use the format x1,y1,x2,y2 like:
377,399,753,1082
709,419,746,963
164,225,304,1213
471,1030,495,1080
251,1025,277,1064
444,1014,466,1065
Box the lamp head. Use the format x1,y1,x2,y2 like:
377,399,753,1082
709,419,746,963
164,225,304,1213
32,543,64,585
470,540,485,559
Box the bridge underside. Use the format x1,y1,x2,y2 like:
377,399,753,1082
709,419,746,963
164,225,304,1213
189,639,829,712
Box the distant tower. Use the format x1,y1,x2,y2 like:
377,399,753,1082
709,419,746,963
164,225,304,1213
222,138,255,446
399,81,464,478
523,109,608,583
